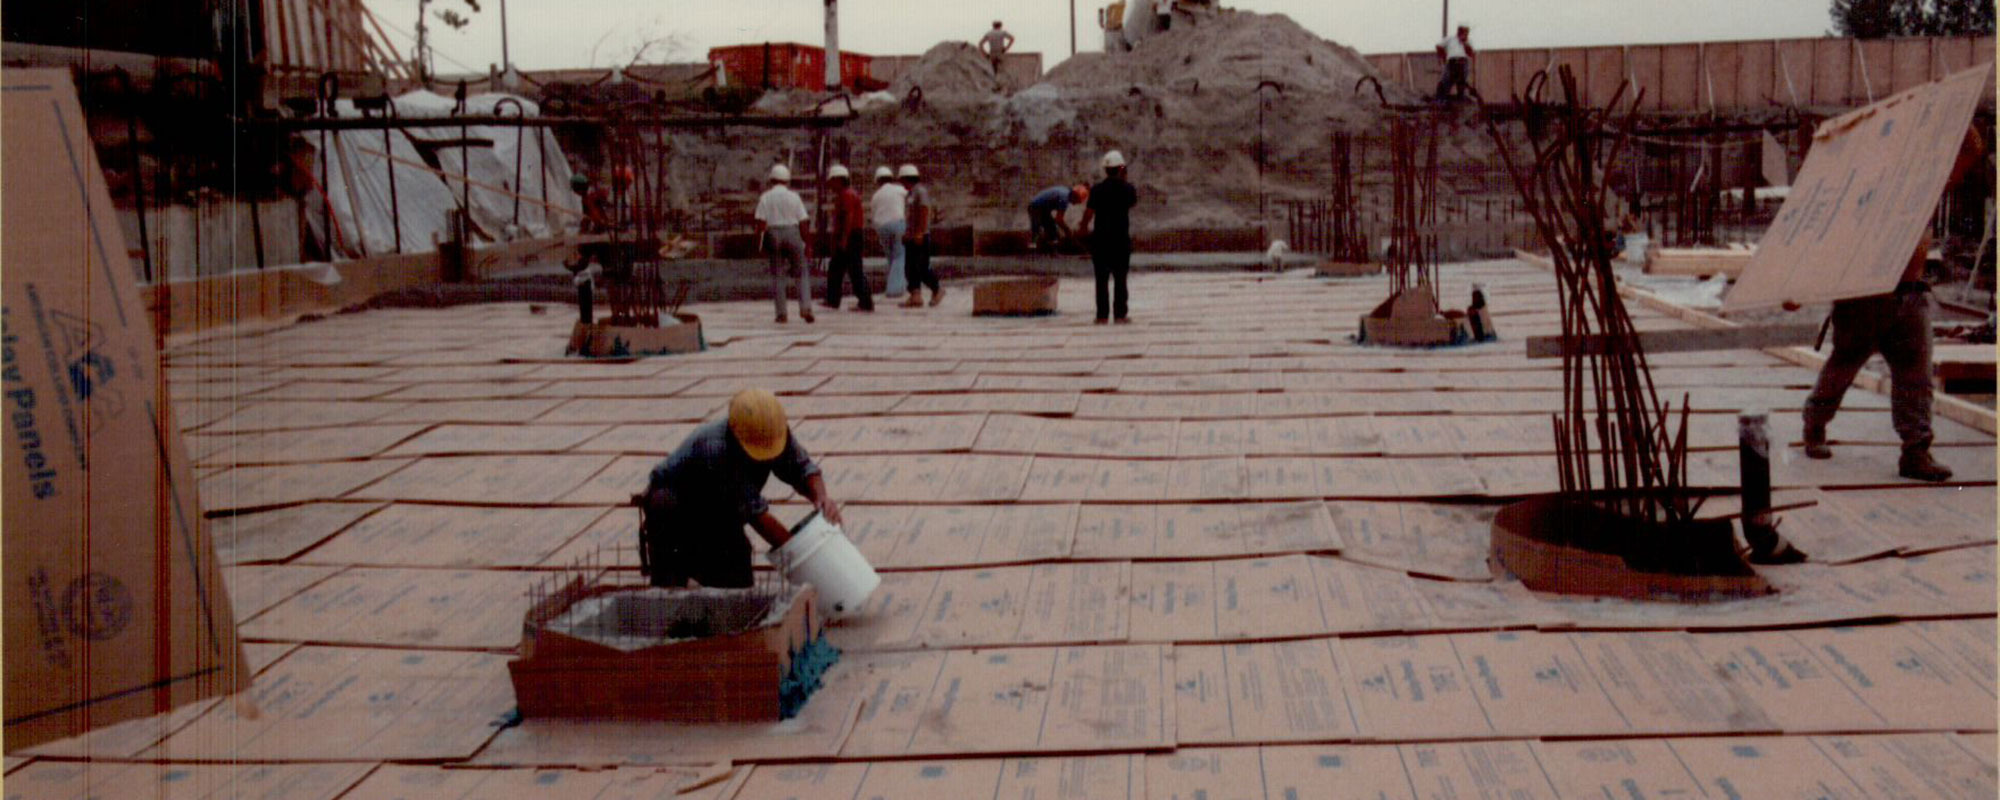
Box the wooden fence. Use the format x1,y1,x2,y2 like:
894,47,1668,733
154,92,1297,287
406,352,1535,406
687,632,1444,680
1365,35,1995,112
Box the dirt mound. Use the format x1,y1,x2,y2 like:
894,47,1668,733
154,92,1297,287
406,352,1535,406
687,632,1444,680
889,41,1000,101
1044,11,1390,102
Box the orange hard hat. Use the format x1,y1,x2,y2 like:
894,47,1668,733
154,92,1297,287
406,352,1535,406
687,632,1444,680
613,166,634,186
1072,184,1090,203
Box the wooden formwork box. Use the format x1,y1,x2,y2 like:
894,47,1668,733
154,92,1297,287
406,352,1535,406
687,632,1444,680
1358,288,1470,347
566,313,705,357
972,277,1059,316
508,583,821,723
1315,261,1381,278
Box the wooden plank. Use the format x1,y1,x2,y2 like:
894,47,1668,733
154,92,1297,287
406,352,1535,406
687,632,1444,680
1736,40,1777,107
1659,44,1702,111
1524,324,1819,359
1643,244,1755,277
1518,249,1998,434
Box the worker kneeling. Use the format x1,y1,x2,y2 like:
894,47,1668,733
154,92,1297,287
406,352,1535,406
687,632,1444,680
637,389,843,588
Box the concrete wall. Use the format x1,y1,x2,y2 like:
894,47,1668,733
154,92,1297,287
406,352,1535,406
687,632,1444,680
1366,35,1995,112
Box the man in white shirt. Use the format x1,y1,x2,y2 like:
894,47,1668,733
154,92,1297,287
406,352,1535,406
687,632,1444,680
870,166,910,297
1434,25,1474,102
979,22,1015,83
755,164,814,323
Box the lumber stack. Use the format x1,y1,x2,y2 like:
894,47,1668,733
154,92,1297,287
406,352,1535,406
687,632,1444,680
1643,243,1756,278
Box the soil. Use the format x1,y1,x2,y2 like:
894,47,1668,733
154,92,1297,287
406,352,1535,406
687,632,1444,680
652,12,1516,238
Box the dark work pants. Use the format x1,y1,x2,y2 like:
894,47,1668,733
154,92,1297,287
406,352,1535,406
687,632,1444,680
637,486,754,589
1029,207,1061,248
1802,288,1935,452
903,234,940,293
1436,57,1470,100
1092,241,1131,320
823,233,873,309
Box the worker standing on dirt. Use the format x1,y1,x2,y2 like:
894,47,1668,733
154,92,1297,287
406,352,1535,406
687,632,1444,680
1077,150,1139,324
1802,127,1987,485
899,164,945,307
1434,25,1475,102
820,165,874,312
872,166,909,298
1028,185,1088,252
636,389,843,589
979,21,1015,82
756,164,815,323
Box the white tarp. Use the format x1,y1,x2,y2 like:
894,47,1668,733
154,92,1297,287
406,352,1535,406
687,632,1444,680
312,91,581,258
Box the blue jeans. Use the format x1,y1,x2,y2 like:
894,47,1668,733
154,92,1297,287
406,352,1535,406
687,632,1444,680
876,220,907,296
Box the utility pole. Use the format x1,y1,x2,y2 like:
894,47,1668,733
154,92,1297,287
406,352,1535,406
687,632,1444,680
1441,0,1449,38
1070,0,1077,56
824,0,841,92
415,0,433,86
499,0,513,87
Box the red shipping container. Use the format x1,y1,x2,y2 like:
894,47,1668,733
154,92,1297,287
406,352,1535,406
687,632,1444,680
708,43,873,92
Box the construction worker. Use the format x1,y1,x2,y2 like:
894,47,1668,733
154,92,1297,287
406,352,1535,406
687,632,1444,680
1434,25,1475,102
1801,126,1987,485
820,164,873,312
564,173,618,323
1077,150,1139,323
898,164,944,307
979,21,1016,81
637,389,842,589
871,166,909,298
755,164,814,323
1027,184,1088,252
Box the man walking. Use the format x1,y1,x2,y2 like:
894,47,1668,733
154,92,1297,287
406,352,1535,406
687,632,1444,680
755,164,814,323
1801,127,1986,484
1434,25,1475,102
636,389,842,589
1077,150,1138,324
871,166,909,298
820,164,873,312
979,21,1015,83
1028,184,1087,252
898,164,944,307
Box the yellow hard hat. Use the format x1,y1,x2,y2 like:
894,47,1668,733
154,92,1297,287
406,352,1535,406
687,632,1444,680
728,388,789,461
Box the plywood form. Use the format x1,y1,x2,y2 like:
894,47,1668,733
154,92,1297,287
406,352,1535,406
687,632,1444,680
148,647,515,760
340,764,746,800
1,761,375,800
242,567,538,648
208,501,384,564
140,265,1996,784
300,504,607,566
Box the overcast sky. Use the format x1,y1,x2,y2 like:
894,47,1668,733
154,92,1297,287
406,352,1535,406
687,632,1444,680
366,0,1840,75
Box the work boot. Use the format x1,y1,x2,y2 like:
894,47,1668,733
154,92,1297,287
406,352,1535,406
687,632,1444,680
1898,449,1954,482
929,286,946,306
901,293,925,308
1802,426,1833,460
801,310,816,324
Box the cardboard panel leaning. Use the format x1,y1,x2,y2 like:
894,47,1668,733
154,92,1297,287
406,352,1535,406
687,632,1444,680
1724,64,1991,311
2,69,249,751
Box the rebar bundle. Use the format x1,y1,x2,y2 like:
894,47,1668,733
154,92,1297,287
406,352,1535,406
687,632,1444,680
1329,132,1369,263
1485,67,1700,524
1386,115,1442,298
599,113,673,327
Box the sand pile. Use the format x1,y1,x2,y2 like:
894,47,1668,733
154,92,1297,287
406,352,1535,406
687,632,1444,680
888,42,1000,101
1045,11,1397,106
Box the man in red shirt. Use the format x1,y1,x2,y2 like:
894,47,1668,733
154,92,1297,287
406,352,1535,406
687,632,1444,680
821,164,874,312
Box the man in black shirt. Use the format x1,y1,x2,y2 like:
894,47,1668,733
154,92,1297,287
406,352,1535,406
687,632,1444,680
1077,150,1139,323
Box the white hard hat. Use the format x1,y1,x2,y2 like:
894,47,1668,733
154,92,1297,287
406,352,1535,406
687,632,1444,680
827,164,850,180
1101,150,1126,169
769,164,791,182
875,165,894,180
898,163,920,179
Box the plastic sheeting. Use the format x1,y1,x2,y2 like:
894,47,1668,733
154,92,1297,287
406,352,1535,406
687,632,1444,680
312,91,581,259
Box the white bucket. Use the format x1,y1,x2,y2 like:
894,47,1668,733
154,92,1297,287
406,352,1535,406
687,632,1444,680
770,512,881,618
